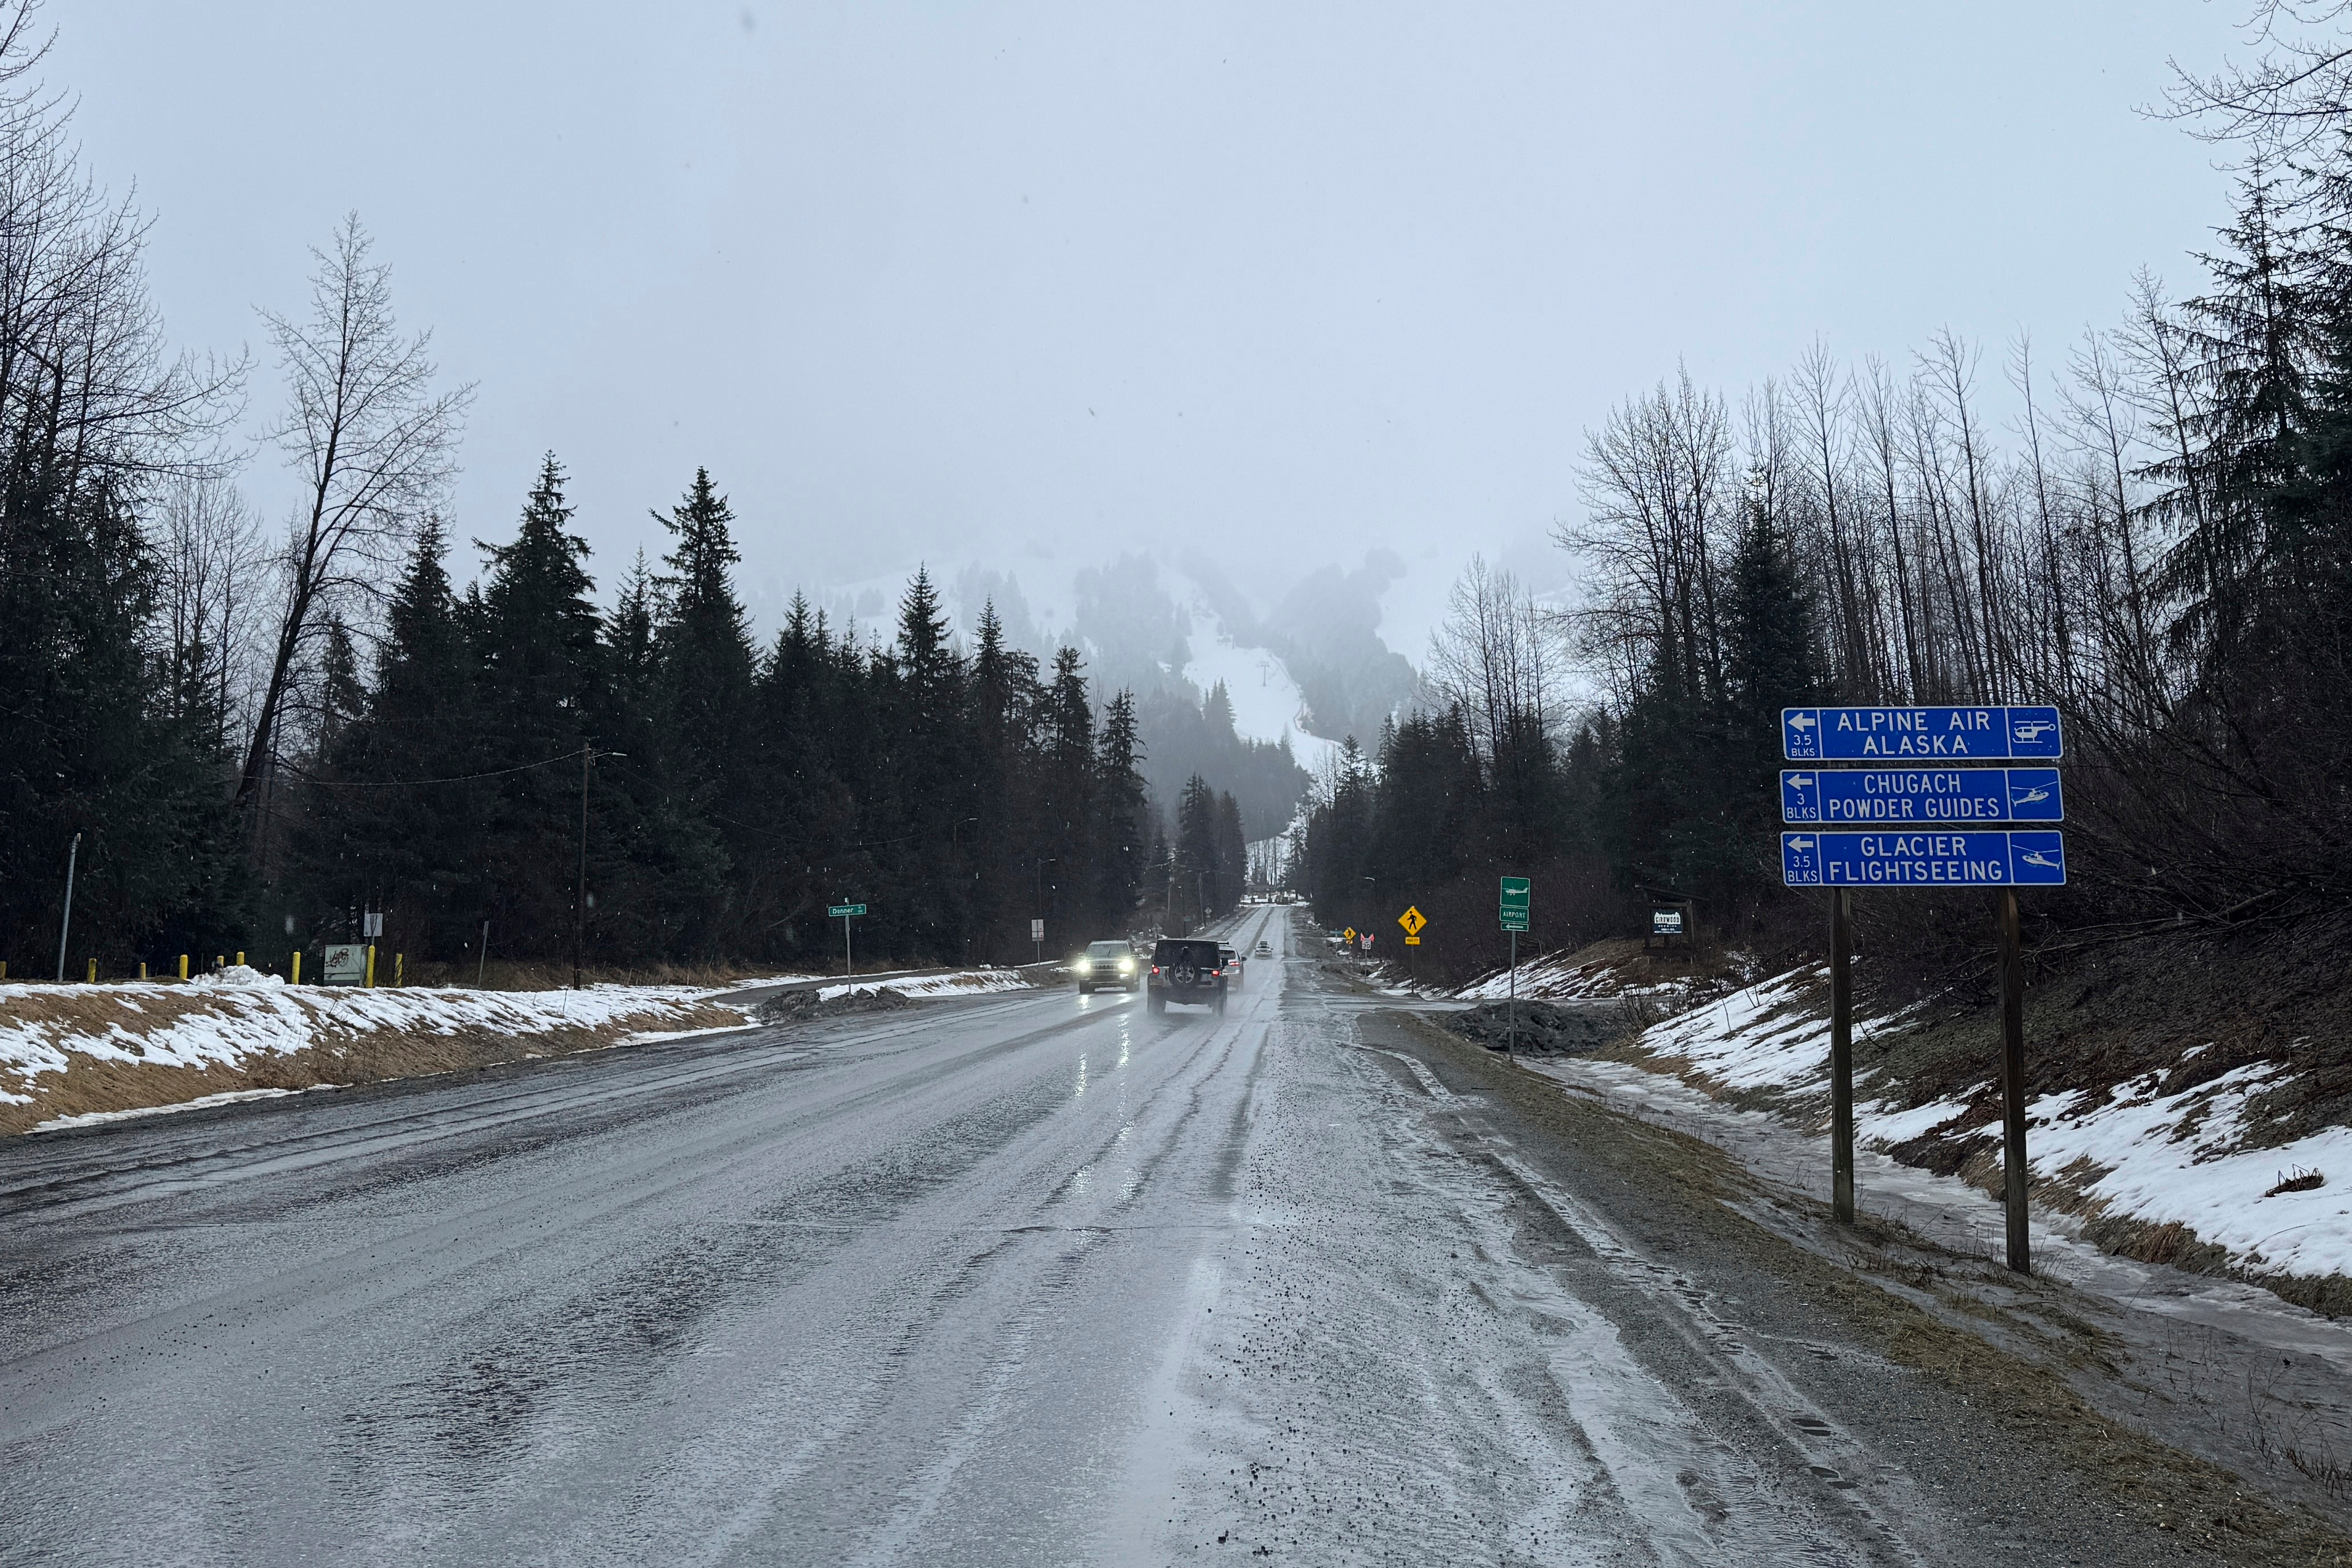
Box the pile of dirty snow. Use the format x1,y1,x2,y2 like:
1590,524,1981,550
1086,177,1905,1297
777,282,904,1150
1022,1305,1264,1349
1442,1000,1632,1057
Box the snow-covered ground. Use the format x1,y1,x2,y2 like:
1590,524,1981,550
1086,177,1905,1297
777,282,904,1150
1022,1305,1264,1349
1613,963,2352,1283
1180,611,1342,776
1452,946,1730,1006
0,968,732,1108
1,965,1042,1135
813,970,1036,1003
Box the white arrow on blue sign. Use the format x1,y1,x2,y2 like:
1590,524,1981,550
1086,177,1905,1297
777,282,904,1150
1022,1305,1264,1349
1781,767,2061,824
1781,830,2066,887
1782,706,2061,761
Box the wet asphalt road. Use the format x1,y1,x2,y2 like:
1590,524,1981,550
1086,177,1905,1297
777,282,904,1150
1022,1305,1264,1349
0,909,2306,1565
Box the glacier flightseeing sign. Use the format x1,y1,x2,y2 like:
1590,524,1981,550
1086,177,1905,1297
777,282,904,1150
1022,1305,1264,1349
1782,706,2063,761
1779,829,2067,887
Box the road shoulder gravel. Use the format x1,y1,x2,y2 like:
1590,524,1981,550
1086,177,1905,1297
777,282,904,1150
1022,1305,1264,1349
1369,1006,2352,1567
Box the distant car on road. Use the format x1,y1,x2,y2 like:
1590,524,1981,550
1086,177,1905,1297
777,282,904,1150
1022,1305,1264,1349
1148,939,1228,1015
1075,939,1139,994
1254,939,1271,958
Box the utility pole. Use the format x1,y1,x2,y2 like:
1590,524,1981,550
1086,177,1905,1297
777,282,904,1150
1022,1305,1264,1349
574,746,591,990
54,832,80,982
572,747,624,990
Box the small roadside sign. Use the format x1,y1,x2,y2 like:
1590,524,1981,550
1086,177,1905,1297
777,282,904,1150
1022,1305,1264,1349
828,903,867,918
322,944,367,986
1343,926,1356,942
1782,705,2062,762
1780,767,2063,824
1030,918,1044,942
1781,830,2067,887
1405,935,1421,946
1398,907,1426,937
1499,876,1530,933
1651,909,1684,935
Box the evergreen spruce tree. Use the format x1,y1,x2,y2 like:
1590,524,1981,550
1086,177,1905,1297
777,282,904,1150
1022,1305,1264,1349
296,520,488,960
883,569,971,956
2161,162,2324,655
647,470,754,953
472,455,612,957
1214,791,1247,913
655,468,757,768
0,475,241,967
1092,690,1147,934
1041,647,1096,935
1174,774,1221,932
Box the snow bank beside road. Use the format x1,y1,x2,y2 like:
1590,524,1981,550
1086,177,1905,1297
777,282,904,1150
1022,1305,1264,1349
1604,963,2352,1289
1452,938,1749,1007
1,963,1048,1137
815,969,1035,1003
0,977,749,1136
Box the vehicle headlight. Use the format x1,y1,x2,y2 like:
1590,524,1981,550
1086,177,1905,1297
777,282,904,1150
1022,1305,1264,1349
1118,957,1134,972
1078,958,1093,970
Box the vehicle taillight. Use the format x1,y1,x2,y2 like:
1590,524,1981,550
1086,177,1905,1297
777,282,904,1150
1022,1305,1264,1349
1150,965,1160,975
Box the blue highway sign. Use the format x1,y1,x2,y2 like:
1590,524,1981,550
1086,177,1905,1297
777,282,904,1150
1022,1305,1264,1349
1781,767,2062,824
1782,706,2062,761
1781,830,2066,887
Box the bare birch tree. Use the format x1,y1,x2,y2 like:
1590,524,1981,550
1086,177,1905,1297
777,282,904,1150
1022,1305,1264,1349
237,215,472,824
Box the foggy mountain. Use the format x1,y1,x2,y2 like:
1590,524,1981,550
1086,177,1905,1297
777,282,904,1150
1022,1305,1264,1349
923,549,1421,840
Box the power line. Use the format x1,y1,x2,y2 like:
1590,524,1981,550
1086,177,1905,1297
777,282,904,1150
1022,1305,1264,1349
279,746,593,790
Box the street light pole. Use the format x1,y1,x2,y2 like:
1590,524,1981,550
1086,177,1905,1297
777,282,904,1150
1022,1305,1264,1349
54,831,80,982
574,747,625,990
950,816,979,962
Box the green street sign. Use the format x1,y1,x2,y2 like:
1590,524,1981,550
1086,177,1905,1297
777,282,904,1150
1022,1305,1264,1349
1499,875,1530,932
829,903,867,918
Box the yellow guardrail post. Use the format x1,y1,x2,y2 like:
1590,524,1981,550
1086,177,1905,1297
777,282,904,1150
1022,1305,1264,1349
291,951,301,985
365,945,377,988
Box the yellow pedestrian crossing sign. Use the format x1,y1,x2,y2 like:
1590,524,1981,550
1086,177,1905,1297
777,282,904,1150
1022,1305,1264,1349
1398,907,1426,937
1343,927,1356,942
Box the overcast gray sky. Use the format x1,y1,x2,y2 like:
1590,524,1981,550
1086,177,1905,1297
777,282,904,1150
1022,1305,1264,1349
54,0,2248,657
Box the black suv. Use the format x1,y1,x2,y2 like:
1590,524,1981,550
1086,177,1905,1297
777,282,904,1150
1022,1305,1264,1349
1147,938,1228,1015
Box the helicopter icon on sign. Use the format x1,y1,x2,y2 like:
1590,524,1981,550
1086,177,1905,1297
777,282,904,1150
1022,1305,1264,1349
2019,848,2061,870
2011,784,2051,807
2012,719,2056,744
